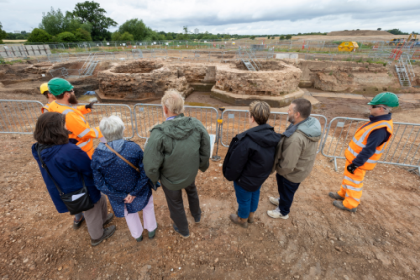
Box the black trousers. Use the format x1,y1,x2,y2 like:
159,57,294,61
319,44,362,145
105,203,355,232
162,180,201,236
276,174,301,216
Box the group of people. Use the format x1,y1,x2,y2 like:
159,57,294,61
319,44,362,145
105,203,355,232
33,77,399,246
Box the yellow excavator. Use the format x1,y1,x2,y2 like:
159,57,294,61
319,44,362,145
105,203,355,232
389,33,418,46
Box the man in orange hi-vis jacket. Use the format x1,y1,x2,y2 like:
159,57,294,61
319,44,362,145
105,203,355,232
46,78,103,158
329,92,399,212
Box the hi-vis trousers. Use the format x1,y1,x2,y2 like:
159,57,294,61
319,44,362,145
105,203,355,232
337,160,366,209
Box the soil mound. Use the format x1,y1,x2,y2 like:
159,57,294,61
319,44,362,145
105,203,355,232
327,30,393,36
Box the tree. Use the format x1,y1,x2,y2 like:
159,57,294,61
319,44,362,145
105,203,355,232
120,32,134,41
27,28,52,42
280,35,285,40
249,36,256,40
57,31,77,42
387,28,408,35
0,22,6,44
285,35,292,39
69,1,117,41
377,28,381,31
73,28,92,41
118,19,155,41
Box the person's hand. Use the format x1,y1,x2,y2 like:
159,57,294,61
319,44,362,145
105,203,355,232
124,194,136,204
347,163,358,174
85,101,96,110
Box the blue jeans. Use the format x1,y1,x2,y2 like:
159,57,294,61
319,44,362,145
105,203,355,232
234,181,261,219
276,174,301,216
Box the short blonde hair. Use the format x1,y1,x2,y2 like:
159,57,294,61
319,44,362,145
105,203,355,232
249,101,270,125
161,90,184,115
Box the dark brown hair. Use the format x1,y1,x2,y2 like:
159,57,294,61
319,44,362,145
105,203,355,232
292,98,312,119
55,92,67,100
34,112,69,145
249,101,271,125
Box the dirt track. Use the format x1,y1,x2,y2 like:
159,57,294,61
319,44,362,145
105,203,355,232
1,91,420,279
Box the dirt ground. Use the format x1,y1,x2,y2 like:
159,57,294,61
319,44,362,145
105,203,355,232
1,63,420,280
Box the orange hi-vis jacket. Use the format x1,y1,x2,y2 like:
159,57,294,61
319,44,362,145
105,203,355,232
47,101,103,158
345,119,393,170
41,103,89,114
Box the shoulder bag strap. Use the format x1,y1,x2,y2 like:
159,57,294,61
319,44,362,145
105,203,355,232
37,147,65,195
105,143,140,173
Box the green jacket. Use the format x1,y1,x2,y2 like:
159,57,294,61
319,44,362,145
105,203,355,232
143,113,211,190
273,117,322,183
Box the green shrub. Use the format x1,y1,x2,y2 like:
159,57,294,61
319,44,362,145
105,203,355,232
27,28,52,42
57,32,76,42
73,28,92,41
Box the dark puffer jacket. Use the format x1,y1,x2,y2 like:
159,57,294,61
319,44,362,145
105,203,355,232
223,124,281,192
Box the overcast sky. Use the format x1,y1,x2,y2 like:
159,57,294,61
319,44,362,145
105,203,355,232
1,0,419,34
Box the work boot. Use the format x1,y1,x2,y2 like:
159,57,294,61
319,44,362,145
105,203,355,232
91,225,116,247
267,207,289,219
269,197,280,206
149,224,158,239
173,224,190,238
329,192,344,200
333,200,357,213
103,213,114,226
248,212,255,223
229,213,248,228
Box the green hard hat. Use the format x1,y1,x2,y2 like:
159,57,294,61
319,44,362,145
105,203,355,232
47,78,74,96
368,92,399,107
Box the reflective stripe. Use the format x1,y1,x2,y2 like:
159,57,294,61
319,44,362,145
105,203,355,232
344,176,363,185
80,116,86,123
345,184,363,192
77,139,91,148
93,128,99,138
347,147,359,157
345,193,360,202
353,122,392,148
62,109,74,115
78,128,91,138
366,158,378,164
352,136,366,148
44,104,50,109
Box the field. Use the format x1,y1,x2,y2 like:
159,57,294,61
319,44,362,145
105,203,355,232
1,85,420,279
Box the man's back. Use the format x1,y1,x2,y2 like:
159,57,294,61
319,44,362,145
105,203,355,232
143,114,210,190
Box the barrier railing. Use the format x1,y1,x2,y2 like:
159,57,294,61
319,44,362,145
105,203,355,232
133,104,219,140
80,104,135,140
321,117,420,173
0,100,44,134
220,109,328,153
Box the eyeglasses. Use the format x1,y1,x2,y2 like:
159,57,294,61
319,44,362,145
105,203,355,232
371,105,385,109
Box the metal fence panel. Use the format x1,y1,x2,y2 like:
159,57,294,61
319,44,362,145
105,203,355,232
81,104,135,139
0,100,44,134
321,117,420,171
133,104,219,139
220,109,328,153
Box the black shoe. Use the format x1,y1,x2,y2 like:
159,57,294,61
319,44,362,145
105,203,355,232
103,213,114,226
149,224,158,239
73,214,85,230
173,224,190,238
136,235,143,242
91,225,116,247
194,215,201,224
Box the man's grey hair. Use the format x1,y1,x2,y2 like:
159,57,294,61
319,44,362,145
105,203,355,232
382,105,391,112
161,89,184,115
99,115,125,142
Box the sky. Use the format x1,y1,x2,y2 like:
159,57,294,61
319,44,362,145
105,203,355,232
1,0,420,34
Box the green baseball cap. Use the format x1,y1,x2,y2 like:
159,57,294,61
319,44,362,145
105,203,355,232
47,78,74,96
368,92,399,108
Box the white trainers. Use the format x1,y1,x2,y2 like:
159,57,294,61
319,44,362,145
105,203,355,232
267,207,289,219
269,197,280,206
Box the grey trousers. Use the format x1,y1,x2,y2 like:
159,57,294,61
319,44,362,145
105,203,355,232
162,180,201,236
84,195,108,240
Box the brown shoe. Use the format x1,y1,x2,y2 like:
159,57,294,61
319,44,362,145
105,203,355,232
248,212,255,223
91,225,116,247
229,213,248,228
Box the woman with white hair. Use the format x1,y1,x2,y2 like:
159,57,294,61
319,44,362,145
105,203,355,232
91,115,157,242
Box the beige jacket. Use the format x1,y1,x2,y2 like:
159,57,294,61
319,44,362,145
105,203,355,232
273,117,322,183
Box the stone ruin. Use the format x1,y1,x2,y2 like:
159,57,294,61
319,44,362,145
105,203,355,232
96,58,304,107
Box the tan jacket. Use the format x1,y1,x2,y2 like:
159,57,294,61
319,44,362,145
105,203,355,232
273,117,322,183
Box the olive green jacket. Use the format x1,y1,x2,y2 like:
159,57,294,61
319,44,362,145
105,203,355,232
143,114,210,190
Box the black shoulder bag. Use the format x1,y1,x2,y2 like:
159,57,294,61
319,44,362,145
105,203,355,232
37,147,94,215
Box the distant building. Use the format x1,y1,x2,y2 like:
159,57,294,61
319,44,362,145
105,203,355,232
194,28,199,34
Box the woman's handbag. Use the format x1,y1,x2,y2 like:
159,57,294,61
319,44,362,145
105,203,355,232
37,147,94,215
105,143,161,191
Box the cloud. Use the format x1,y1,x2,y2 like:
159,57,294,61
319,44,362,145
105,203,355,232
0,0,419,34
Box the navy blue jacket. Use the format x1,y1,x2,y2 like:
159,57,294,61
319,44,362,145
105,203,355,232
352,114,392,167
223,124,281,192
32,143,101,213
91,140,152,218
